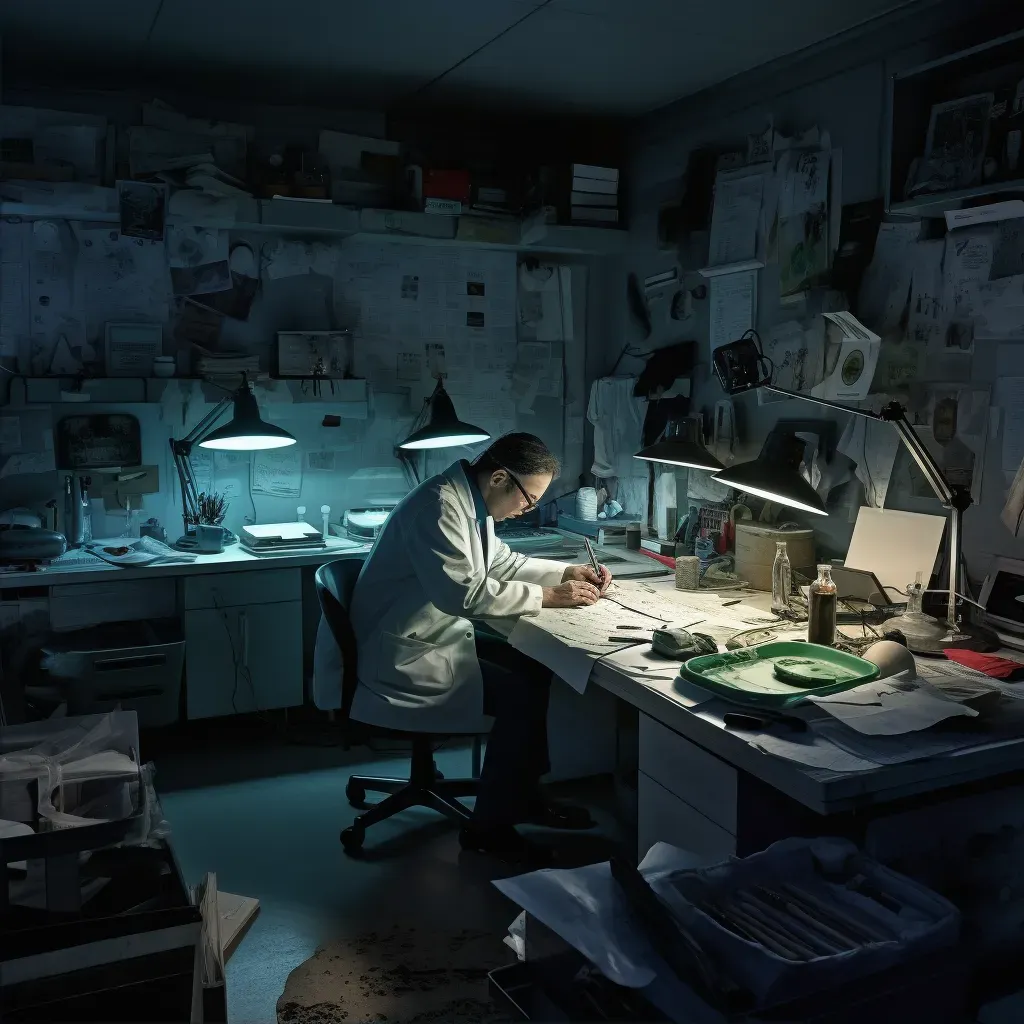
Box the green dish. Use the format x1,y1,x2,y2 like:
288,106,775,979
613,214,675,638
681,641,880,709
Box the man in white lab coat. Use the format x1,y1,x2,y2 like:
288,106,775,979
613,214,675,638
349,433,611,863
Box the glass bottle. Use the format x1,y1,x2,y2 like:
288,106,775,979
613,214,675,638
807,563,838,646
771,541,792,615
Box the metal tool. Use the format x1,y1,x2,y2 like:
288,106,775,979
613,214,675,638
583,536,603,582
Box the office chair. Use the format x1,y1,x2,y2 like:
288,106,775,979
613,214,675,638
314,558,484,855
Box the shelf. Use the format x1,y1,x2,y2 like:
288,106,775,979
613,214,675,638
0,375,375,410
890,180,1024,218
0,199,627,256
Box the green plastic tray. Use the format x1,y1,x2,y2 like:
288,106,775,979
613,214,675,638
681,641,880,709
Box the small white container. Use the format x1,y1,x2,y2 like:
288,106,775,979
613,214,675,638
152,356,176,378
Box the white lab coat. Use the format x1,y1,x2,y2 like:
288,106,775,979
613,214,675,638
313,460,566,733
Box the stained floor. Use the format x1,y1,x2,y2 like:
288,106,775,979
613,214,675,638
152,719,621,1023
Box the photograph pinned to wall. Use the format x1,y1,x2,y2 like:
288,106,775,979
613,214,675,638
909,93,994,197
899,386,990,504
167,225,231,296
117,180,168,240
196,243,260,321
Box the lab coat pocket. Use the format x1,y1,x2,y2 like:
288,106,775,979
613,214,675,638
378,631,455,700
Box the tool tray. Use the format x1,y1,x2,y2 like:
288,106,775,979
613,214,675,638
681,642,879,708
645,837,959,1009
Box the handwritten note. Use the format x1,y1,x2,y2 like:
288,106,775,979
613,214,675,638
709,270,757,353
251,447,303,497
708,169,763,266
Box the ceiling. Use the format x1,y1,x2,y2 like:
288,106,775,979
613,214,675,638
1,0,924,116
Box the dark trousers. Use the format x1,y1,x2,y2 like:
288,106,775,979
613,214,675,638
472,631,552,826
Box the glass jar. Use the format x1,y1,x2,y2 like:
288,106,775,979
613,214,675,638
807,563,837,646
771,540,792,615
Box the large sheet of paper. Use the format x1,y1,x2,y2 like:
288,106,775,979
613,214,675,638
708,168,763,266
857,221,921,332
996,377,1024,473
844,507,946,595
709,270,757,353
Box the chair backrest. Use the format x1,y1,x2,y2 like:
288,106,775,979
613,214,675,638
314,557,365,721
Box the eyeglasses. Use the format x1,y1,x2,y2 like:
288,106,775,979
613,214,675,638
500,466,538,513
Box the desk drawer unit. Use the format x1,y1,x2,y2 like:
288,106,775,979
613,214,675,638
182,568,300,610
185,600,302,718
639,713,737,833
637,771,736,864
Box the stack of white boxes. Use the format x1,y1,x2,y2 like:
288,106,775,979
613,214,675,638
570,162,619,226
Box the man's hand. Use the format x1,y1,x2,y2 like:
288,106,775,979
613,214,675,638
542,580,601,608
562,563,613,594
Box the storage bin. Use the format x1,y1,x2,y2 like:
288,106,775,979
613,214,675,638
41,619,184,727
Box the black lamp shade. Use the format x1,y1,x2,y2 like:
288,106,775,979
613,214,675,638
634,418,723,471
399,382,490,450
198,388,297,451
712,431,828,516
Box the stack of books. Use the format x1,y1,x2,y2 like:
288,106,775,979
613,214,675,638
571,163,619,226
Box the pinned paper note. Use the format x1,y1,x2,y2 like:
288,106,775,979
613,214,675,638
251,447,302,497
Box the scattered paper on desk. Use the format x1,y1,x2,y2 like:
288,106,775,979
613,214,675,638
708,168,763,266
709,270,757,353
750,729,879,772
810,688,976,735
813,719,982,764
251,447,302,497
0,450,56,477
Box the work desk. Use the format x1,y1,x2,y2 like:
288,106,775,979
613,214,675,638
0,538,371,591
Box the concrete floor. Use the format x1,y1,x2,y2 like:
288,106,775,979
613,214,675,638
153,721,622,1023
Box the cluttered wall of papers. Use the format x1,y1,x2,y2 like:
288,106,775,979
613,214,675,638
623,55,1024,578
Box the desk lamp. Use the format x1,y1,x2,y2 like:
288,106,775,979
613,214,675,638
398,376,489,450
711,332,971,633
633,416,724,471
169,375,296,538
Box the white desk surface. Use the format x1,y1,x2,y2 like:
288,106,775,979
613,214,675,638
579,582,1024,816
0,539,372,589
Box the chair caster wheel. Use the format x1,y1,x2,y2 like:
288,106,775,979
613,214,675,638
340,825,365,854
346,780,368,809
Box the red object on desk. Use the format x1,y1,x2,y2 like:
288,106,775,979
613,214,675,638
638,549,676,568
943,649,1024,680
424,169,471,203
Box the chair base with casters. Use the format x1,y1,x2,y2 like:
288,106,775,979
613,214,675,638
340,733,481,854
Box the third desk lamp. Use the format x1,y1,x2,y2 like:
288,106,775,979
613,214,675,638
399,376,489,450
633,416,724,472
712,427,828,516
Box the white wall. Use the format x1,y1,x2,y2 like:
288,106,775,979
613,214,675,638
615,0,1019,581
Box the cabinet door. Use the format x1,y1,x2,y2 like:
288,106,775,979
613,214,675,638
185,601,303,719
637,771,736,865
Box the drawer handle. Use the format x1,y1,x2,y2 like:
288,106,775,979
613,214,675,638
93,654,167,672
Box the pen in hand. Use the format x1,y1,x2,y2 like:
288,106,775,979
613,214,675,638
583,537,608,593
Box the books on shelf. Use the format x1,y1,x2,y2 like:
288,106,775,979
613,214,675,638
571,206,619,223
571,175,617,195
572,163,618,182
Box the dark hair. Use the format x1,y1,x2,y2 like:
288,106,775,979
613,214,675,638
473,432,560,479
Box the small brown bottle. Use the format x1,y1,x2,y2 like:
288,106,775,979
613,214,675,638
807,563,837,646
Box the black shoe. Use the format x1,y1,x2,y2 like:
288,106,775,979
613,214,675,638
459,824,556,867
524,800,595,831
